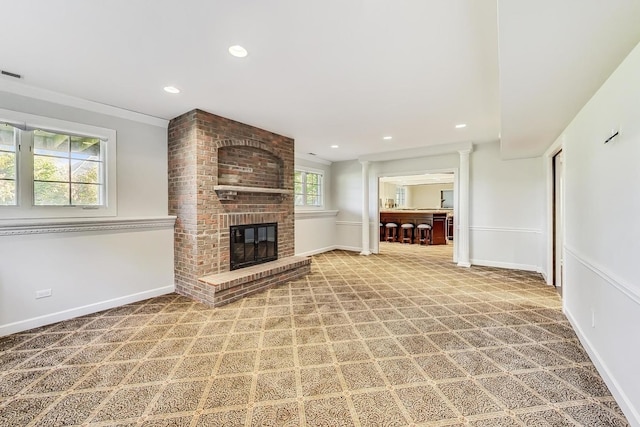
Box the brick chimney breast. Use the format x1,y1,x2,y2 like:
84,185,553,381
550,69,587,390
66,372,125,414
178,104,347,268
168,109,300,306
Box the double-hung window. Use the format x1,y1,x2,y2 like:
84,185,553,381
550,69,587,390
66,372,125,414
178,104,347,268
294,169,323,207
0,109,116,219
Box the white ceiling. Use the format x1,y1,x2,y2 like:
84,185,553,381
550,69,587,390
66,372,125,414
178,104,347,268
1,1,639,162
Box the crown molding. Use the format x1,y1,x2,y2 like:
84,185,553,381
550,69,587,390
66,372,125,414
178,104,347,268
0,79,168,128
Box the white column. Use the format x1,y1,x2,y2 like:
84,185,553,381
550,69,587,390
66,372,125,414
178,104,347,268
360,160,372,255
457,149,471,267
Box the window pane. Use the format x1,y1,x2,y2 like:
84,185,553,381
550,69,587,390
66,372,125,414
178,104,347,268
34,156,69,182
34,182,70,205
0,180,16,205
71,159,100,184
0,124,15,151
70,136,101,159
294,170,323,206
72,183,101,205
34,130,70,157
0,152,16,179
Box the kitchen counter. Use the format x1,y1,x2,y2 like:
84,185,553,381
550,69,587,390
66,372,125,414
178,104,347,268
381,209,453,216
380,210,451,245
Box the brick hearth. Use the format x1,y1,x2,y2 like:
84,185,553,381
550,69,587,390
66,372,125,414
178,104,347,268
167,109,307,306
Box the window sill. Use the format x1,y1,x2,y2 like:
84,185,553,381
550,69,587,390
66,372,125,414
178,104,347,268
0,216,176,236
295,210,338,220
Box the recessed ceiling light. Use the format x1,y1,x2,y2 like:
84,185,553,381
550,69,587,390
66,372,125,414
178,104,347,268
383,136,392,140
455,124,467,129
330,145,339,148
163,86,180,94
228,45,248,58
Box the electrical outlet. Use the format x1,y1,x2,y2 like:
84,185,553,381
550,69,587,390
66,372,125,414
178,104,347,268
36,289,52,299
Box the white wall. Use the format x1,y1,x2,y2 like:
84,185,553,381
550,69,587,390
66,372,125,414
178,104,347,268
551,41,640,425
330,160,364,251
409,183,454,209
294,157,337,256
330,147,545,274
469,141,544,271
0,90,174,336
380,182,396,208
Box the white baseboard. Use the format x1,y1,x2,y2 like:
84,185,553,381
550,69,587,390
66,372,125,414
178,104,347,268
539,269,550,284
0,285,175,337
334,245,363,253
565,309,640,427
470,258,539,272
296,246,338,257
296,245,364,257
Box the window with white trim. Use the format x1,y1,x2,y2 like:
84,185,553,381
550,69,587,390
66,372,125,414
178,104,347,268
0,109,117,219
294,169,323,207
395,185,406,208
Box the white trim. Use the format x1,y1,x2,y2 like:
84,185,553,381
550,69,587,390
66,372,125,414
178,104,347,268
469,226,542,234
565,246,640,306
295,153,332,165
544,136,564,286
0,285,175,337
295,210,338,220
470,258,540,273
0,79,168,128
336,220,362,227
0,216,176,236
539,270,549,283
564,309,640,427
334,245,362,252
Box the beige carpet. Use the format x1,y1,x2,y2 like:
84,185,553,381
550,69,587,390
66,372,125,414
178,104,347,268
0,243,629,426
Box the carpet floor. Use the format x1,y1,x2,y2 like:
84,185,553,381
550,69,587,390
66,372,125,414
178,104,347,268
0,243,629,426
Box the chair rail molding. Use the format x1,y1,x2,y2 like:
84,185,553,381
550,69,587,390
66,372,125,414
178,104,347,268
0,216,177,236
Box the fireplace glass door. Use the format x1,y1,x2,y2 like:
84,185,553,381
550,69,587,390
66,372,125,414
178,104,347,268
230,223,277,270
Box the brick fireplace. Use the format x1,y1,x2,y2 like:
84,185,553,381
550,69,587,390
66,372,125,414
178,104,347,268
168,109,310,306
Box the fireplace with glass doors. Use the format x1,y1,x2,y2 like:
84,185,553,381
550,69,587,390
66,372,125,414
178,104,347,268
230,223,277,270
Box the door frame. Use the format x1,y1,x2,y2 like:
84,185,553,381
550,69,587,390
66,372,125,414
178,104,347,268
552,150,564,292
544,137,564,288
373,167,458,264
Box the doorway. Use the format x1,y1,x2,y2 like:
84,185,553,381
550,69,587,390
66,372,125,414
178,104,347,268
552,150,564,294
377,172,456,263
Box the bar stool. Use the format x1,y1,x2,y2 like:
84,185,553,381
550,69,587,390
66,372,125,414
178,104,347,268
379,222,385,241
400,223,414,244
385,222,398,242
417,223,432,245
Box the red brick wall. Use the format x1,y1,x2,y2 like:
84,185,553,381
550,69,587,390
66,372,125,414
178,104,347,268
168,109,295,301
218,146,282,189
